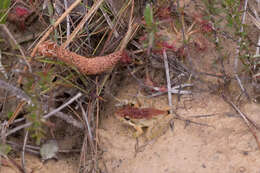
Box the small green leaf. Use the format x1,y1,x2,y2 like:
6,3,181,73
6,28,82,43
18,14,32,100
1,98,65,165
0,0,11,24
7,111,13,119
144,3,153,29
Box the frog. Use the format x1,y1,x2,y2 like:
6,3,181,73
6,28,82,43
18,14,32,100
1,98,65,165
115,104,173,140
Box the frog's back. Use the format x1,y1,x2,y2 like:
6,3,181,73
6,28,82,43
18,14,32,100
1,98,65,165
115,105,168,119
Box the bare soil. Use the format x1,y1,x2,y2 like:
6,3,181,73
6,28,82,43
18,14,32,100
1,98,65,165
97,81,260,173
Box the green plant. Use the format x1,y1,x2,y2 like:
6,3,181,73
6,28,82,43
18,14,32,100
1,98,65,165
0,0,11,24
20,71,57,145
143,3,157,51
202,0,252,66
222,0,243,30
28,110,45,145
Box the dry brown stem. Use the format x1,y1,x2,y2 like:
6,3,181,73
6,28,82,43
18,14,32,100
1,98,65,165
37,41,125,75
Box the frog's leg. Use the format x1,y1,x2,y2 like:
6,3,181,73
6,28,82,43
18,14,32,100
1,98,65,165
126,121,144,138
145,117,172,141
145,119,157,140
132,125,144,138
145,126,154,140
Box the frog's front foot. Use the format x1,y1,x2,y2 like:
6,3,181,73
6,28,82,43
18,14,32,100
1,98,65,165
133,126,144,138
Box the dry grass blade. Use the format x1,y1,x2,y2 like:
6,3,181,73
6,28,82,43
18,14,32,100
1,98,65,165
248,12,260,30
79,102,94,150
100,6,119,38
0,24,31,72
0,80,31,105
36,14,137,75
61,0,105,48
30,0,82,57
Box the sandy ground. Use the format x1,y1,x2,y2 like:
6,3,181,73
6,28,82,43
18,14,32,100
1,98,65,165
1,154,78,173
98,81,260,173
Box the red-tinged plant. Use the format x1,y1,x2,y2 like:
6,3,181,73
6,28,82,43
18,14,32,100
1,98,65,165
7,6,31,30
120,51,132,64
192,12,214,33
200,21,214,33
155,7,171,20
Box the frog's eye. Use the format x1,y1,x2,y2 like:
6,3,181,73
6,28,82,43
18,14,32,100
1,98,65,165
167,110,171,114
129,103,135,107
124,116,130,121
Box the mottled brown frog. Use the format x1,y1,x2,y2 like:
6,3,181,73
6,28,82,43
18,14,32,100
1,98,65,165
115,104,173,140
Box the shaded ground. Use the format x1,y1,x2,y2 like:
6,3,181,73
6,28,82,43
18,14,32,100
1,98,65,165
2,154,78,173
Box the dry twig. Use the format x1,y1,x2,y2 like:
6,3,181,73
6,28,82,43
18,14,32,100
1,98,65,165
163,49,173,114
0,80,31,105
0,24,31,73
21,130,28,172
61,0,105,48
222,94,260,150
234,0,250,100
54,110,84,129
5,93,82,137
